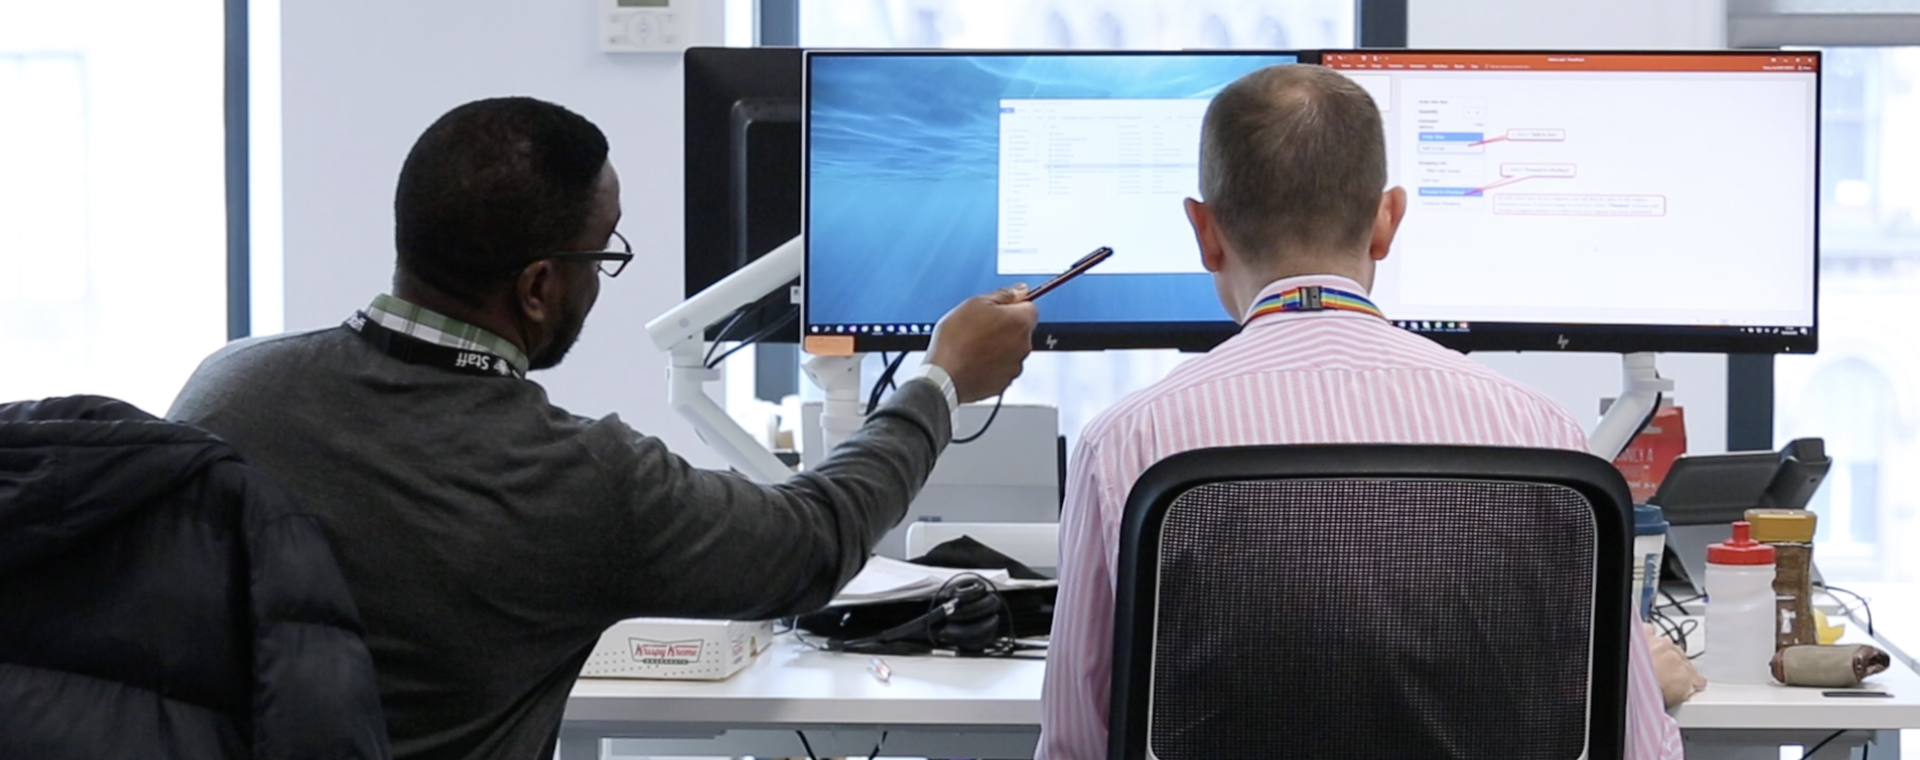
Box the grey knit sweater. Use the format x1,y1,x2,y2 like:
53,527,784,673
169,325,950,760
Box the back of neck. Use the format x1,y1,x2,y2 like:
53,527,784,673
391,272,527,353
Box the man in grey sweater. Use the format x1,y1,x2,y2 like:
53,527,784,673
169,97,1038,760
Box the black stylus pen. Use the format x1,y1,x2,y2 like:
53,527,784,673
1022,246,1114,302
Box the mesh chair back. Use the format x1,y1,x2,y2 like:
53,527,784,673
1110,446,1631,760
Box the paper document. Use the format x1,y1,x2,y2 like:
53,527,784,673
832,556,1052,606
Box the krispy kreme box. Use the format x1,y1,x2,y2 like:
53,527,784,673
579,618,775,680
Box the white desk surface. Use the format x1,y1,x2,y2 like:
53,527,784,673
1673,609,1920,730
567,629,1920,733
565,638,1044,727
1674,665,1920,730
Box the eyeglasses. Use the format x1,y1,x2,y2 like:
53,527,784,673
543,230,634,277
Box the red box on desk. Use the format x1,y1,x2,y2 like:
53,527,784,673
1613,403,1686,503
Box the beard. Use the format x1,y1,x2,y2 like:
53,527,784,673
529,304,587,370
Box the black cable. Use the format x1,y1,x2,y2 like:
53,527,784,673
1648,609,1695,650
865,353,891,415
701,306,751,368
953,394,1006,445
795,730,820,760
866,730,889,760
1638,391,1664,438
704,308,797,369
1658,588,1701,616
1649,608,1674,637
1816,583,1874,638
866,352,909,415
1649,609,1703,660
1800,729,1845,759
1622,389,1664,445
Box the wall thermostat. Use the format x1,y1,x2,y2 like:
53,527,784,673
602,0,685,53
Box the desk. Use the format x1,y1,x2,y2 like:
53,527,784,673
1673,609,1920,759
560,639,1044,759
1675,675,1918,758
562,631,1920,759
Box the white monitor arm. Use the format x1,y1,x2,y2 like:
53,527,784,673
644,237,804,484
1588,352,1674,462
644,235,869,483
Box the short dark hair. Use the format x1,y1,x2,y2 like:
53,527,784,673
394,97,610,303
1198,65,1386,264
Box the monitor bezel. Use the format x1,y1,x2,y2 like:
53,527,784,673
800,48,1304,355
800,48,1821,356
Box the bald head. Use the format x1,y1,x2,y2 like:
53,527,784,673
1198,64,1387,267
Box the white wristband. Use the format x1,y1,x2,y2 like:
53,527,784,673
906,363,960,414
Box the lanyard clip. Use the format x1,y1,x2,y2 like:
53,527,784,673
1298,286,1323,311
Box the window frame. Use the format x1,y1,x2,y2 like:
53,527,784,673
1724,2,1920,453
225,0,249,340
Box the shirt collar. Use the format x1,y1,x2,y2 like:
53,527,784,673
1241,274,1379,326
364,294,531,374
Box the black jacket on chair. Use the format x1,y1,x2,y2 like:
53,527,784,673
0,395,390,760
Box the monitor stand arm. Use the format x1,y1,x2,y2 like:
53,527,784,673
662,341,794,483
1588,352,1674,462
646,235,814,484
804,354,866,454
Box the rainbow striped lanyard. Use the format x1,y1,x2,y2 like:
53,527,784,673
1247,285,1385,322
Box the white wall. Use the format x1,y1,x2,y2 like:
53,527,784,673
1409,0,1735,453
278,0,731,465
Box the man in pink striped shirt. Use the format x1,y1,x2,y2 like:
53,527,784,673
1037,64,1700,760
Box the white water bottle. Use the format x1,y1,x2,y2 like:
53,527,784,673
1699,520,1778,685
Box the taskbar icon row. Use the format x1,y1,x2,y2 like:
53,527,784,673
809,323,936,336
1394,320,1472,333
1742,325,1810,336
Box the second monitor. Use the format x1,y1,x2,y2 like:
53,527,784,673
802,50,1820,356
1321,50,1820,354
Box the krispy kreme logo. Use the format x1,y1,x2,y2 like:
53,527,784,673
630,638,703,665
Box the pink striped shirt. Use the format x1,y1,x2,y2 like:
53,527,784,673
1036,274,1684,760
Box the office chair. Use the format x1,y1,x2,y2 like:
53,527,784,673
1109,445,1633,760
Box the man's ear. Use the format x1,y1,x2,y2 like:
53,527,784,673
1369,187,1409,262
516,260,562,324
1186,198,1228,273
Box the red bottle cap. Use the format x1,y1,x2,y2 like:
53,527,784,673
1706,520,1776,566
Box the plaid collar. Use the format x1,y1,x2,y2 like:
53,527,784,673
364,294,530,375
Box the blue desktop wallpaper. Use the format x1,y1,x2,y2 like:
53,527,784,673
804,53,1298,331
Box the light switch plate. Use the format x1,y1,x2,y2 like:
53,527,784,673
601,0,687,53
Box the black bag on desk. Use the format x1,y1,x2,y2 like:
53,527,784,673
796,536,1056,653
